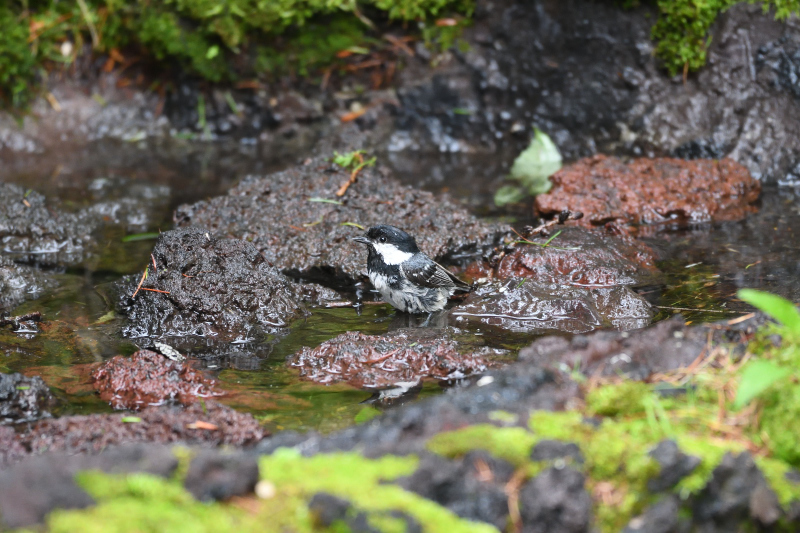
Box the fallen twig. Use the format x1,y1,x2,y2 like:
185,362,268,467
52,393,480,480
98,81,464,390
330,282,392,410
131,266,149,299
140,288,170,294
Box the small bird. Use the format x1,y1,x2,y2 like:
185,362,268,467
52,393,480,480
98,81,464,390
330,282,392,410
352,224,470,314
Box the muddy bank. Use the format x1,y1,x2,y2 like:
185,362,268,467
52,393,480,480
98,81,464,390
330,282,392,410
535,156,761,230
116,227,309,341
91,349,223,410
289,328,507,389
174,155,510,288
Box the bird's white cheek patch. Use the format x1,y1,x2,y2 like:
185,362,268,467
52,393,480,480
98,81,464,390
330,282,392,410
373,243,413,265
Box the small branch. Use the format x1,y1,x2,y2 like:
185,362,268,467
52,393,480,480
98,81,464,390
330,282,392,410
140,288,170,294
131,266,148,299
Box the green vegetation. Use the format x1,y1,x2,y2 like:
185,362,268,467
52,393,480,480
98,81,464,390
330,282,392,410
0,0,474,107
637,0,800,76
494,128,562,206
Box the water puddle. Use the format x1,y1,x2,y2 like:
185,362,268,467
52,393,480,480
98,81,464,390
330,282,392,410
2,140,799,434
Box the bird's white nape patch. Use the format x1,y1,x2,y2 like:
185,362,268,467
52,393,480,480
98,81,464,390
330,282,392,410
373,242,413,265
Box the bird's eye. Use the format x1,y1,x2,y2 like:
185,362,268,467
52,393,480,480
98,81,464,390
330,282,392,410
379,237,386,243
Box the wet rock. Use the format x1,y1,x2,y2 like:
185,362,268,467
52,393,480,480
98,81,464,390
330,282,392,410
519,316,705,380
530,440,584,465
308,493,386,533
519,466,593,533
90,349,223,410
0,182,98,266
116,227,308,341
452,279,652,334
288,328,505,389
174,156,510,288
0,255,54,312
400,451,514,530
647,440,701,493
470,227,660,287
0,444,177,529
0,373,57,423
623,496,683,533
84,176,171,233
0,401,265,467
183,450,259,502
535,156,760,229
692,452,781,529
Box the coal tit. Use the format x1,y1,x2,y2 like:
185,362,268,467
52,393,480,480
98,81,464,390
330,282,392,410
352,225,470,314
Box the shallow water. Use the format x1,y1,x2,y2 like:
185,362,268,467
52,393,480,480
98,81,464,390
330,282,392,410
2,139,799,434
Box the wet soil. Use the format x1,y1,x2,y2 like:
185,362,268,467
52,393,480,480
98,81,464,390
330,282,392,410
173,155,511,288
91,350,223,410
288,328,507,389
535,156,761,230
116,227,308,342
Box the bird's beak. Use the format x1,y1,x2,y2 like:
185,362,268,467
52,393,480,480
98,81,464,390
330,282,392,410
351,236,370,245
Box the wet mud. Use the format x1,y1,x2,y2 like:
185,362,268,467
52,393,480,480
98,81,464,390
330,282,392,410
535,156,761,230
288,328,507,389
116,227,309,341
91,350,223,410
174,155,511,288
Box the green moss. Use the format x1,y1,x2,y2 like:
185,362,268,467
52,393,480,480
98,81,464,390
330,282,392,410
426,424,538,467
760,384,800,466
48,471,261,533
586,381,651,417
260,449,498,533
756,456,800,508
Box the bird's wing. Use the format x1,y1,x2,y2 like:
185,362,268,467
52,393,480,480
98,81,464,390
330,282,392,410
402,254,470,290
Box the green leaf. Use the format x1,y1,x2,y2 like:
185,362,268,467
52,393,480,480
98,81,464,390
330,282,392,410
121,416,142,423
206,45,219,59
738,289,800,334
508,128,562,196
494,185,526,207
122,232,160,243
734,360,791,409
309,197,343,205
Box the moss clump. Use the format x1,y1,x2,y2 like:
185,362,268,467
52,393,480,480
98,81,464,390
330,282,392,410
586,380,651,417
47,471,260,533
259,449,498,533
759,383,800,466
648,0,800,76
426,424,538,467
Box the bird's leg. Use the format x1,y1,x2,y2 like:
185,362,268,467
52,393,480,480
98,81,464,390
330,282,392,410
421,312,434,327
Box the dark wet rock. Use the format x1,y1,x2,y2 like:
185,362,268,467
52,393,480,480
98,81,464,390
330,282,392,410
0,255,54,312
530,440,584,465
0,444,177,529
90,349,223,410
519,466,593,533
174,156,510,288
84,176,171,233
452,279,652,334
308,493,384,533
535,156,760,230
0,401,265,467
0,182,98,266
400,451,514,530
519,316,705,380
0,443,260,528
0,372,57,424
116,227,308,341
288,328,505,389
294,281,342,306
692,452,781,529
647,440,701,493
623,496,684,533
468,227,660,288
183,449,259,502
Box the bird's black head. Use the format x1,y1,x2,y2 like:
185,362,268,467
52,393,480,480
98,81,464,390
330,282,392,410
351,225,420,264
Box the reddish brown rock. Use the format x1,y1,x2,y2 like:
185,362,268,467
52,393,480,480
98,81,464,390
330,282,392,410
288,329,506,389
535,155,760,229
0,401,264,467
91,350,223,410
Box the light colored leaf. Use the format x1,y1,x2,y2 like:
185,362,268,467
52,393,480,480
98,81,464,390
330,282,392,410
734,360,790,409
509,127,562,196
738,289,800,334
494,185,527,207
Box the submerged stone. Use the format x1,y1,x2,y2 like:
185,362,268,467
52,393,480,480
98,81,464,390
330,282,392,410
0,372,57,424
0,255,54,312
174,156,510,288
288,328,506,389
91,350,223,410
0,183,98,267
116,227,308,341
535,156,760,230
452,279,653,334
